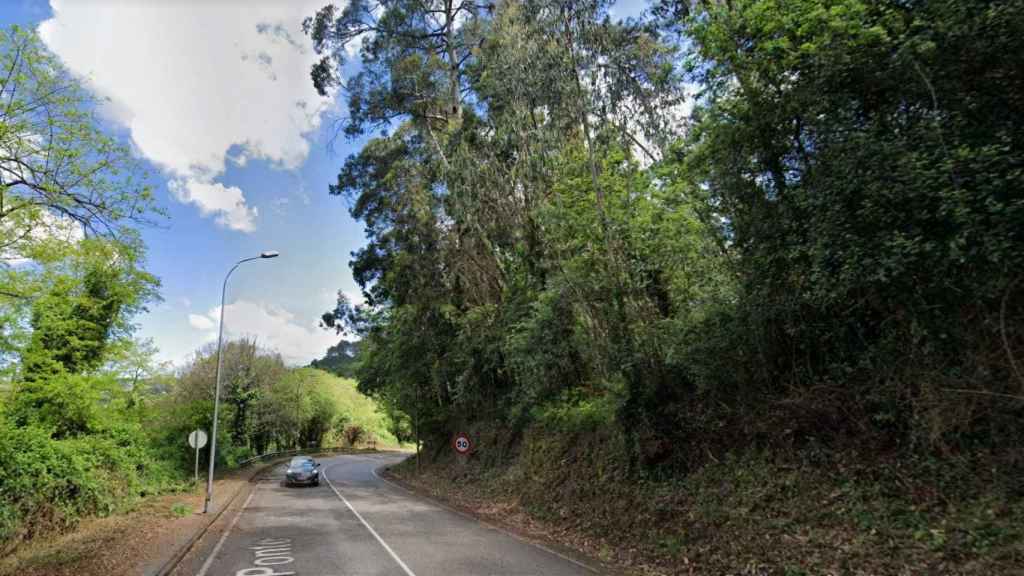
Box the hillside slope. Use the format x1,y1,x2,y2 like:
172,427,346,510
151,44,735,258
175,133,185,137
392,423,1024,576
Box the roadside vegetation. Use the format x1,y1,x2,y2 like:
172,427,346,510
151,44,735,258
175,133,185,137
0,26,392,555
307,0,1024,573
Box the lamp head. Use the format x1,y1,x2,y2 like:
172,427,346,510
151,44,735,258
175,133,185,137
260,251,280,259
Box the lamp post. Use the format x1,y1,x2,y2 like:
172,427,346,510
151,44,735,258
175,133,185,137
204,251,279,514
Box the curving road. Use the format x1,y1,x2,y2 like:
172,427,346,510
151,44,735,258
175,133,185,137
171,453,596,576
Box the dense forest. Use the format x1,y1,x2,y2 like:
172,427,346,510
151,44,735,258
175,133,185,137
309,0,1023,569
314,0,1023,468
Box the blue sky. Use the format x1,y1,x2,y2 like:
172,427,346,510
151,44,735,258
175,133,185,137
1,0,650,366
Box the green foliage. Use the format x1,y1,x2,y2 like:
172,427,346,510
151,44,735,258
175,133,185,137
312,371,396,445
531,391,617,434
0,26,158,231
6,372,103,438
668,0,1024,451
170,502,192,518
311,0,1024,475
0,25,160,313
18,239,159,381
158,355,396,465
0,25,173,554
0,418,185,553
309,339,360,378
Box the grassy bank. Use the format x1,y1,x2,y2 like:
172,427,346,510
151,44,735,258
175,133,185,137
392,425,1024,575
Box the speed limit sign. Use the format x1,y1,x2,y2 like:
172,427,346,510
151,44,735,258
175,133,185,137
452,432,472,455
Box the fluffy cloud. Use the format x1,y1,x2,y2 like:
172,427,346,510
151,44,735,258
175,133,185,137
38,0,330,232
188,313,216,332
168,180,258,233
188,300,336,365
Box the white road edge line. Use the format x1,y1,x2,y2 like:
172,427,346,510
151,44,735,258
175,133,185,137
324,465,418,576
369,465,598,574
195,484,258,576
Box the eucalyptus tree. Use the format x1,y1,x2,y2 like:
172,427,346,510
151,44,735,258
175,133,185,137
308,0,708,459
305,0,489,440
304,0,490,134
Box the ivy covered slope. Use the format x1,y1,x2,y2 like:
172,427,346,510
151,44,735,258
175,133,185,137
306,0,1024,573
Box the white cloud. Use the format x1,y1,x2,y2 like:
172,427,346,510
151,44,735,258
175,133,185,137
189,300,336,365
188,313,216,331
38,0,331,232
168,179,258,233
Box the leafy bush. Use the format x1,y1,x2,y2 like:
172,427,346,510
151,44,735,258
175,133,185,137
5,372,103,439
343,425,365,447
531,391,618,435
221,443,254,468
0,418,184,553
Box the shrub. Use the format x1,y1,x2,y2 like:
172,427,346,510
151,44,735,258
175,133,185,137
343,424,365,447
0,418,185,553
531,391,618,434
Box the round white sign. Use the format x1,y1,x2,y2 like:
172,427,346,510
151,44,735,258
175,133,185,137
452,433,472,454
188,429,208,449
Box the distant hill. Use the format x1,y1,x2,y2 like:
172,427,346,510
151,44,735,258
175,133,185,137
309,339,360,378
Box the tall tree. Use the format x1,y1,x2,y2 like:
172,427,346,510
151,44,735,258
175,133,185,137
309,0,700,459
304,0,488,134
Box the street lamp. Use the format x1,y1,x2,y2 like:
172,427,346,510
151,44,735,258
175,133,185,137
204,251,279,514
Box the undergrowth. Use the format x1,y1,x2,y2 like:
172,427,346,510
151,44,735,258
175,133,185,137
0,421,189,555
395,422,1024,575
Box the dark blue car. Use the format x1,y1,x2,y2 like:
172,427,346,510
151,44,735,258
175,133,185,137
285,456,321,486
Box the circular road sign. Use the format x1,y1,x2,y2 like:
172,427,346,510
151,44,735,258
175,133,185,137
188,429,208,449
452,432,472,455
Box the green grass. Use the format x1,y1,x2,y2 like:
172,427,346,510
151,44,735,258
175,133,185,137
169,503,191,518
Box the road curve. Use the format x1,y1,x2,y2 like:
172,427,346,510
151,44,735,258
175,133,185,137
172,453,596,576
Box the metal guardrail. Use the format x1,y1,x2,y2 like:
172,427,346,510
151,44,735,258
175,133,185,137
236,445,356,468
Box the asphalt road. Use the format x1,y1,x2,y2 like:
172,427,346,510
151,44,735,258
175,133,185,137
176,453,596,576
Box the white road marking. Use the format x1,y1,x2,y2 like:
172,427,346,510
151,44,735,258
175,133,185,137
196,485,258,576
323,465,418,576
369,464,598,573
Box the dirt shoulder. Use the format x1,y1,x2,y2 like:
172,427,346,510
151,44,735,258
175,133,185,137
0,467,259,576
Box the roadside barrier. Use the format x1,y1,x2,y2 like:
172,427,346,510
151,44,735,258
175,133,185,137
236,445,364,468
